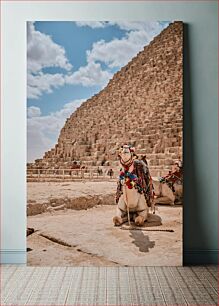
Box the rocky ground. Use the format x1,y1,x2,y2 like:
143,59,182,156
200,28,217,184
27,181,117,215
27,182,182,266
27,181,117,202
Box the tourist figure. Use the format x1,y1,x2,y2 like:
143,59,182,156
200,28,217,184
108,168,114,178
97,167,103,176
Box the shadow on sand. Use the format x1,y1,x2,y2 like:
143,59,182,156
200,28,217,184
130,230,155,252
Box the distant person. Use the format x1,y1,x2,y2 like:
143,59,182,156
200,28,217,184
97,167,103,176
73,161,78,169
108,168,114,178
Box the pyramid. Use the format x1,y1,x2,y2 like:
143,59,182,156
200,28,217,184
31,21,183,177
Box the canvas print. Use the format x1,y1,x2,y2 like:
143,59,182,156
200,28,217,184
27,21,183,266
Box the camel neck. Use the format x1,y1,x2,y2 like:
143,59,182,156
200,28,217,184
122,161,134,172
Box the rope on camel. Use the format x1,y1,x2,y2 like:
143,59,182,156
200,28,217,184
124,180,131,226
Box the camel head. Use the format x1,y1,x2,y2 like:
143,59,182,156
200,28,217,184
118,144,135,166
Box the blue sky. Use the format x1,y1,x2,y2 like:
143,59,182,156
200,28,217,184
28,21,126,115
27,21,170,162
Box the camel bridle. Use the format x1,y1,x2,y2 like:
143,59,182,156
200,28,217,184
119,151,134,170
119,152,135,226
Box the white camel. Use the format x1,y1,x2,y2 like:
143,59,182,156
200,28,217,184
113,145,154,227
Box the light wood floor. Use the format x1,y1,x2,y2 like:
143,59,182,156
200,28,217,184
1,265,218,305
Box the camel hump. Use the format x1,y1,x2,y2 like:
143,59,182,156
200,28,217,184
133,159,149,176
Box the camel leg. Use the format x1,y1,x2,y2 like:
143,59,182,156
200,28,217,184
161,184,175,205
113,207,128,226
135,209,148,226
159,182,162,197
134,194,149,226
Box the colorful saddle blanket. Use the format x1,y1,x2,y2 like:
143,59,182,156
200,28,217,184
116,159,153,206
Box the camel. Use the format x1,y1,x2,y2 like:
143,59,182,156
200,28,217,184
113,145,154,227
153,161,183,205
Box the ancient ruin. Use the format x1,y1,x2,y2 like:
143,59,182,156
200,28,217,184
28,21,183,177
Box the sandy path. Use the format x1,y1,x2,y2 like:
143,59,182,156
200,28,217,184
27,205,182,266
27,181,117,203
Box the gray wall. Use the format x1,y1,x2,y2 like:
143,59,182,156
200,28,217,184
1,1,218,264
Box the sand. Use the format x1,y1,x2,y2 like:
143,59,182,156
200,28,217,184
27,205,182,266
27,181,182,266
27,181,117,203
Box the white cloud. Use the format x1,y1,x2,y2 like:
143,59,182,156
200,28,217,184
75,21,107,28
27,99,85,162
27,22,72,99
27,72,65,99
27,21,169,100
27,106,41,118
27,22,113,98
109,21,168,32
65,61,112,87
86,37,136,68
66,21,168,88
86,22,168,68
75,20,169,33
27,22,72,73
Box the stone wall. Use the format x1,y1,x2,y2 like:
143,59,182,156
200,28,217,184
30,21,183,177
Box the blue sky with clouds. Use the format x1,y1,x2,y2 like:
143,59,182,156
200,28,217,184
27,21,170,162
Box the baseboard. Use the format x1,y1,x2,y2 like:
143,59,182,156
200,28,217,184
0,249,217,265
184,249,218,265
0,250,26,264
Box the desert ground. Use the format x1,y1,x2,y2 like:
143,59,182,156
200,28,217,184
27,181,182,266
